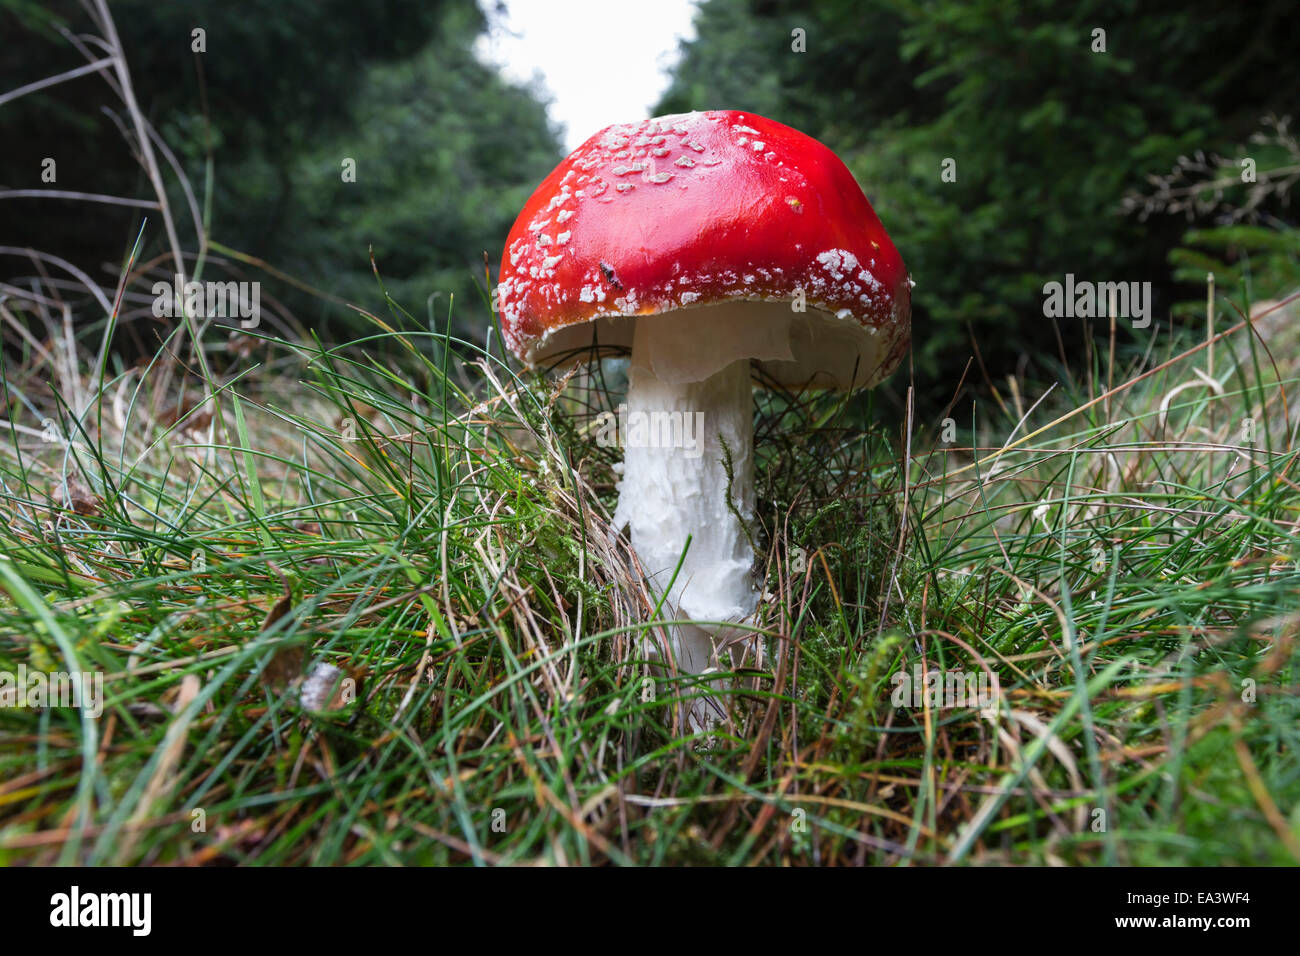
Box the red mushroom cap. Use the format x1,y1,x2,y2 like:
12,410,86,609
497,110,910,388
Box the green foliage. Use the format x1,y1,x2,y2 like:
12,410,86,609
1141,121,1300,317
1170,226,1300,316
0,0,560,340
276,2,561,327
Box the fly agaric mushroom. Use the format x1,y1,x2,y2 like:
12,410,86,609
497,110,910,729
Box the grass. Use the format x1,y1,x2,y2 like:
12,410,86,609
1,268,1298,865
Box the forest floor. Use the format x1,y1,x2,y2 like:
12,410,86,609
1,282,1298,865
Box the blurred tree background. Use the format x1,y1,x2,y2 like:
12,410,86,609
2,0,1297,407
0,0,561,348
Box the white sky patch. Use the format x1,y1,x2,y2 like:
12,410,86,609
474,0,700,152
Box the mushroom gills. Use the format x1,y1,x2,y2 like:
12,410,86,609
536,299,892,389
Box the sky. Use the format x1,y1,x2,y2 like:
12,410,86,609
474,0,701,151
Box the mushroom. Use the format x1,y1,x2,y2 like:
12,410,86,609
497,110,910,731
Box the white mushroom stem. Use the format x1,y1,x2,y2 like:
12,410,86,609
612,317,761,729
